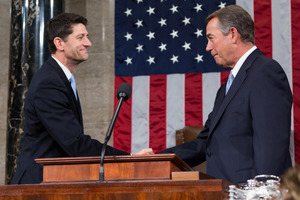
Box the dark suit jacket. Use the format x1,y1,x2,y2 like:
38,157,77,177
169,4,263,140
11,57,129,184
160,49,293,184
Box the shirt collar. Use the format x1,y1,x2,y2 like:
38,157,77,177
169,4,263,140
51,55,73,80
231,45,257,77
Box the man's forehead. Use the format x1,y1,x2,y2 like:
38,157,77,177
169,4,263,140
71,24,88,34
206,19,221,35
207,18,219,28
71,23,86,29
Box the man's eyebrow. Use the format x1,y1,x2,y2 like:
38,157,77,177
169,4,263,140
206,33,213,38
76,33,86,37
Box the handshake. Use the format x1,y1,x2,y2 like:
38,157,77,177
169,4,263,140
133,148,155,156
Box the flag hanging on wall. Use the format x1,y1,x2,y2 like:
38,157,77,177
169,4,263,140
114,0,300,164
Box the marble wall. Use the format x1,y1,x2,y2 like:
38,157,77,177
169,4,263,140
0,0,11,185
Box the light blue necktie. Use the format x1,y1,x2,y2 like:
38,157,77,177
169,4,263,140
70,74,77,100
226,72,234,95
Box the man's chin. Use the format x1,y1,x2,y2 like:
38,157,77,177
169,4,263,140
80,55,89,62
214,60,227,68
214,60,222,67
74,58,88,65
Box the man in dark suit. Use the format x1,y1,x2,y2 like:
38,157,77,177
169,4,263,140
160,5,293,184
11,13,153,184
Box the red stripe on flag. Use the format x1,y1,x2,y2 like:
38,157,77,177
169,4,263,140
292,0,300,164
113,76,133,153
221,71,230,85
185,73,203,126
254,1,272,58
149,75,167,153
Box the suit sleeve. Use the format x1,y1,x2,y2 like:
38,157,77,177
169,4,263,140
32,77,129,157
250,60,292,175
159,114,211,167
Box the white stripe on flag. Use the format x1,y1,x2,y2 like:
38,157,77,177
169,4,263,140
202,72,221,124
166,74,185,148
272,0,293,87
271,0,294,164
131,76,150,153
236,0,254,18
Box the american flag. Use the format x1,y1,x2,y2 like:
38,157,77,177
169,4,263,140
113,0,300,164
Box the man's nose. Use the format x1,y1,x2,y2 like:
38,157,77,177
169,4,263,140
206,42,212,52
85,38,92,47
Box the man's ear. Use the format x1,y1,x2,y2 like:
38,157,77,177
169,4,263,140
53,37,64,51
230,27,239,44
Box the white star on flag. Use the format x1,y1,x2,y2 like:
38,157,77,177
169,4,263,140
136,44,144,52
195,54,203,63
182,42,191,51
124,57,132,65
135,19,143,28
146,7,155,15
158,43,167,52
124,32,132,41
182,17,191,26
146,31,155,40
219,2,227,8
170,30,179,38
124,8,132,16
170,55,179,63
194,29,203,38
170,5,178,13
158,18,167,27
147,56,155,65
194,4,203,12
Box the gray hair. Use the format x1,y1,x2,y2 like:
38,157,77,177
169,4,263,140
205,5,255,44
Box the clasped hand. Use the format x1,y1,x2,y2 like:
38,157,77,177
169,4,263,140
132,148,155,155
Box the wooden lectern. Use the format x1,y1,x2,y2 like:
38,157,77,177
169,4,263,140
35,154,197,183
0,154,231,200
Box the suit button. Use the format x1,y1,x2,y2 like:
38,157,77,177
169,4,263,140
207,152,212,157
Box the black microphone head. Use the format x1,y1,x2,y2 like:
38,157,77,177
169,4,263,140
117,83,132,101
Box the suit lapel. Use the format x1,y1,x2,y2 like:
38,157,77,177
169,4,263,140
208,49,262,136
76,96,83,125
47,57,83,125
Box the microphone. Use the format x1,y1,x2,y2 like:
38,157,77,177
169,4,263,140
99,83,132,182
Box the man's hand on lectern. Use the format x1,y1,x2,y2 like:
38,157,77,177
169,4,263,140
132,148,155,155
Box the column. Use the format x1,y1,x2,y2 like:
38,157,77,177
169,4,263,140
6,0,63,184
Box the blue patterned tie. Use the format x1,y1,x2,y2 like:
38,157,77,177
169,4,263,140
70,74,77,100
226,72,234,95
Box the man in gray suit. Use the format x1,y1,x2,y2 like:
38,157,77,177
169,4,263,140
160,5,292,184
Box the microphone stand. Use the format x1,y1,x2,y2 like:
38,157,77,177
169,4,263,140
98,96,125,182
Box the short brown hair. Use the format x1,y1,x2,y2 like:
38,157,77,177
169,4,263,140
46,13,88,53
280,165,300,200
205,5,255,44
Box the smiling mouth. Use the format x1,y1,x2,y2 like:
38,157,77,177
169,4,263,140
81,49,88,53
